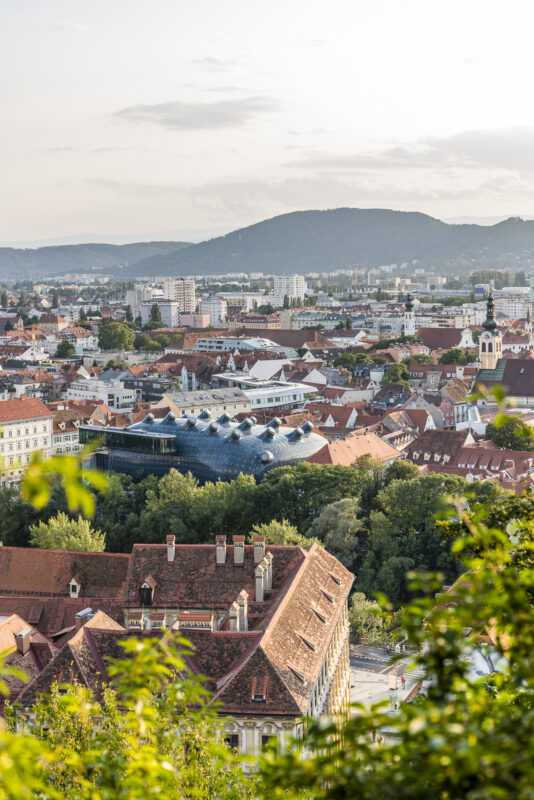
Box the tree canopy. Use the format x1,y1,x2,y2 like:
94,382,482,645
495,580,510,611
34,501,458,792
29,511,106,551
486,416,534,451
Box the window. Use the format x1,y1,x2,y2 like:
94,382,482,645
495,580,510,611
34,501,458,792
224,734,239,751
139,586,152,606
261,735,273,750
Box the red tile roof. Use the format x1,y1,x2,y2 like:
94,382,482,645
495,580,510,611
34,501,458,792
0,397,53,423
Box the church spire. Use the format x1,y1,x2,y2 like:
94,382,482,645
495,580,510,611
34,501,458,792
482,291,498,333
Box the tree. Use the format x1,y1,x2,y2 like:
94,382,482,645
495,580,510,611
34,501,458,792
247,519,316,547
79,307,87,322
283,294,290,309
258,500,534,800
486,417,534,451
98,319,135,350
306,498,364,570
0,288,8,307
402,353,434,365
55,339,75,358
333,353,372,370
150,303,164,326
51,289,59,308
345,315,353,329
29,512,106,551
124,304,133,322
439,348,475,365
382,362,410,386
348,592,385,644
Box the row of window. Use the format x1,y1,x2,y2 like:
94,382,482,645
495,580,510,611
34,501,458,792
3,424,48,437
1,438,49,453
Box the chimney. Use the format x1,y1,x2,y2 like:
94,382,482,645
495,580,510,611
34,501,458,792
229,601,240,631
237,589,249,631
253,535,265,564
74,607,94,631
216,535,227,565
264,552,273,591
14,627,32,655
255,564,265,602
166,534,176,563
233,535,245,566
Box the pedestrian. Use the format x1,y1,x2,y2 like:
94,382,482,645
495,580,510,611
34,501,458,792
401,674,406,689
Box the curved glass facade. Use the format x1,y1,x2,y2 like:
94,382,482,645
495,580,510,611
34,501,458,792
80,412,325,483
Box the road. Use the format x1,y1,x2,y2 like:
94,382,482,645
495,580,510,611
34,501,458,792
349,644,424,710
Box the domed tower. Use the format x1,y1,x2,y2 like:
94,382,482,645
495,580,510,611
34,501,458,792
403,293,416,336
479,292,502,369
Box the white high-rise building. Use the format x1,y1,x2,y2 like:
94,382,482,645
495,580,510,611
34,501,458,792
126,286,156,315
200,296,228,326
140,300,181,328
272,275,307,307
162,278,196,312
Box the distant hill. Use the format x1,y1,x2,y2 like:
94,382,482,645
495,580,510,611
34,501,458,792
121,209,534,277
0,241,191,279
4,209,534,280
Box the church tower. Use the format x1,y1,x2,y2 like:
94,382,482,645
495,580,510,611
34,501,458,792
526,306,533,348
403,293,416,336
479,292,502,370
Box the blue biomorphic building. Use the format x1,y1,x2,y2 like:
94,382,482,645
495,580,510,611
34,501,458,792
79,410,326,483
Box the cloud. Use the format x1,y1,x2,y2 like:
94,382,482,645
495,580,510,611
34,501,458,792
287,127,534,175
191,57,246,71
85,179,183,198
114,97,278,131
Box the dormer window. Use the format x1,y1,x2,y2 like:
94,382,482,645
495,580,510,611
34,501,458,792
69,578,80,598
139,583,153,606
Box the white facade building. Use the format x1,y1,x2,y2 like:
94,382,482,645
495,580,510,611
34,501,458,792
272,275,307,307
66,379,137,411
126,286,157,315
0,398,53,484
140,300,181,328
162,278,196,312
212,373,318,409
200,296,228,326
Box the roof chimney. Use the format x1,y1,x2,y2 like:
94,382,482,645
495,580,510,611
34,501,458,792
14,627,32,656
74,607,94,630
216,535,227,565
237,589,249,631
233,535,245,566
264,551,273,591
255,563,265,602
253,535,265,564
229,601,240,631
166,534,176,563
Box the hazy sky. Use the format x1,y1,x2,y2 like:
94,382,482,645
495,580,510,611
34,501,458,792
2,0,534,244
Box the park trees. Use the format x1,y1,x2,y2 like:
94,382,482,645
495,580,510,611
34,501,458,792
486,416,534,451
29,511,106,551
98,318,135,350
55,339,75,358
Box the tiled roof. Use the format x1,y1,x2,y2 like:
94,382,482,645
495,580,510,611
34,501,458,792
417,327,464,350
125,544,303,608
0,397,53,423
402,429,474,462
309,430,400,465
0,548,129,599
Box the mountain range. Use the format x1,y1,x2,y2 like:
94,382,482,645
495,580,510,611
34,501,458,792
2,209,534,280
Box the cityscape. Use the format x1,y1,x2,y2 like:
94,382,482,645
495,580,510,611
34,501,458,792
0,1,533,798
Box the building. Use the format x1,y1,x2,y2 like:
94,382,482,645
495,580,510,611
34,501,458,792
7,538,353,756
403,294,416,336
0,397,53,484
140,299,181,328
212,373,318,410
272,275,307,308
126,286,157,315
66,379,137,411
162,278,196,313
200,296,228,326
163,387,251,417
479,293,503,370
49,406,90,454
80,411,326,482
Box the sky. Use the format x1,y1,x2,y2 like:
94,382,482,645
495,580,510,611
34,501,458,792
2,0,534,244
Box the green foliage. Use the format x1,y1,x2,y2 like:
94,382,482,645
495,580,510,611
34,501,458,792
124,303,133,322
306,498,364,571
439,348,476,365
20,447,108,518
247,519,315,547
55,339,75,358
98,318,135,350
29,511,105,551
402,353,434,365
258,502,534,799
51,289,59,308
333,352,372,370
348,592,385,644
0,288,8,307
486,416,534,451
381,362,410,386
5,634,252,800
